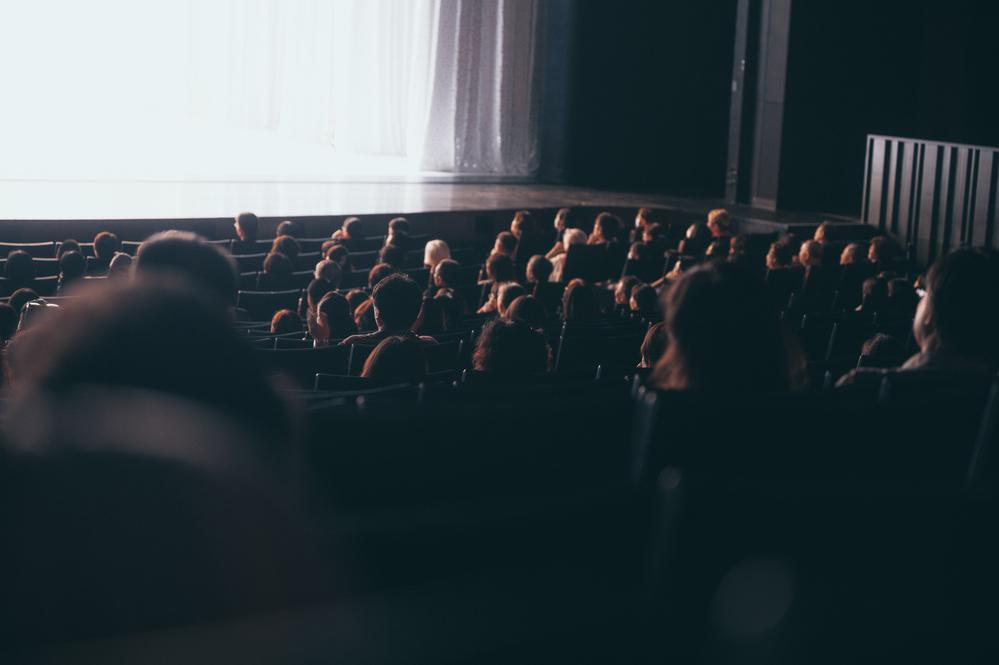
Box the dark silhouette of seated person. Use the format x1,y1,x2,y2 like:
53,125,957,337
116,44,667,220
360,336,428,383
270,235,300,261
3,250,36,296
270,308,303,336
310,292,358,347
232,211,259,254
91,231,120,274
838,247,999,388
258,252,295,291
276,219,301,238
330,216,365,251
57,251,86,293
340,273,436,346
472,319,552,376
135,231,239,308
562,278,601,322
653,262,804,391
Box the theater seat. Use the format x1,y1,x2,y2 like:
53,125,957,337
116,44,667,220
237,289,302,321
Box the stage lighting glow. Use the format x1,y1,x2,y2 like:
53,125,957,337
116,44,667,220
0,0,433,182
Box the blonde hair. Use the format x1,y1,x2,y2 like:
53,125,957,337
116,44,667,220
707,209,732,235
423,239,451,268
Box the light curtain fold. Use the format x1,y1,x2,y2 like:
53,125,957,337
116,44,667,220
187,0,541,175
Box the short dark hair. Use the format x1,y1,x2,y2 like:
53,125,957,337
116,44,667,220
361,336,427,382
472,319,551,374
371,273,423,331
527,255,553,283
495,231,518,255
342,217,363,238
860,277,889,312
631,284,658,314
5,251,36,284
317,292,356,338
93,231,120,261
594,212,622,241
869,236,896,263
306,278,335,311
271,235,300,260
325,244,349,264
276,220,301,238
9,288,39,314
135,231,239,306
379,243,406,268
235,212,259,239
498,283,527,315
270,309,302,335
263,252,294,279
57,239,81,259
562,279,600,322
345,288,369,311
767,241,795,268
434,259,460,287
59,251,86,281
506,295,547,329
368,262,397,290
388,217,411,235
486,253,515,283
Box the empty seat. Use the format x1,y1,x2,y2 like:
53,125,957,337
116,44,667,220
236,289,302,321
258,345,350,387
0,242,56,258
233,253,267,272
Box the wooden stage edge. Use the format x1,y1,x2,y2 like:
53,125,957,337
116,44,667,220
0,181,863,240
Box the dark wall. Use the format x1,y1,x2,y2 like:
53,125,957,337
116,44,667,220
560,0,738,199
777,0,999,216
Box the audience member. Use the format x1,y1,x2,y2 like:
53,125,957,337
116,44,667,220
4,250,36,294
588,212,622,245
276,220,301,238
341,274,436,346
361,336,427,383
271,235,300,261
551,228,587,282
813,221,835,244
108,252,133,278
493,231,518,258
331,216,364,250
313,259,343,289
840,242,866,265
259,252,295,290
472,319,551,375
562,279,600,322
135,231,239,306
57,239,81,260
546,207,571,259
270,309,303,336
497,283,527,318
9,288,39,315
653,262,804,391
310,292,358,346
379,243,406,269
856,277,889,315
354,298,377,332
57,251,85,292
92,231,120,272
423,240,451,269
413,297,447,336
640,321,668,369
526,255,553,285
506,295,547,330
706,209,733,240
233,212,259,251
630,284,660,320
368,262,397,290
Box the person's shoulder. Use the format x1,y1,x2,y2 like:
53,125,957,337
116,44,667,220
339,334,366,346
835,367,891,390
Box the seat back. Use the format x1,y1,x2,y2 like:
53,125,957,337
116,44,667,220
236,289,302,321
